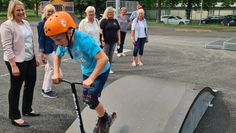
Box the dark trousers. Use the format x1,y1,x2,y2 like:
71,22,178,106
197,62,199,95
5,58,36,120
103,43,116,64
133,38,147,56
117,31,126,53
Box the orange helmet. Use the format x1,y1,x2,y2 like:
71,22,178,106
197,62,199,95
44,11,76,36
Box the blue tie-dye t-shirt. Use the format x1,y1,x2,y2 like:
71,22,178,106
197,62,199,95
56,30,110,76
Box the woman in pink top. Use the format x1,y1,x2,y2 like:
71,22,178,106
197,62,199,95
0,0,40,127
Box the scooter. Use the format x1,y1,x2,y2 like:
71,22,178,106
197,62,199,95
60,79,94,133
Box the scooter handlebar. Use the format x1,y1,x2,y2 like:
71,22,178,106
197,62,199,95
59,79,95,87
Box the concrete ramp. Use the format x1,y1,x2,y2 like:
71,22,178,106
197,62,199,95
66,76,216,133
223,38,236,51
205,40,224,49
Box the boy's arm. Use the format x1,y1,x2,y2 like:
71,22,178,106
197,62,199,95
82,50,108,88
52,54,62,84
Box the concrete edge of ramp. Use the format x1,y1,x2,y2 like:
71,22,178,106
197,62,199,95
223,41,236,51
205,40,224,50
180,87,216,133
66,76,217,133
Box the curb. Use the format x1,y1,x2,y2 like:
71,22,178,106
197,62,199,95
175,28,212,33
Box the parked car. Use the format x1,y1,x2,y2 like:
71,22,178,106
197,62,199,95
161,15,190,24
222,15,236,26
200,16,225,24
160,15,172,23
228,20,236,26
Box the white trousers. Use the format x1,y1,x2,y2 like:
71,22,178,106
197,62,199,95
42,52,57,93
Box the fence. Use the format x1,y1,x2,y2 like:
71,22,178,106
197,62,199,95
146,8,236,20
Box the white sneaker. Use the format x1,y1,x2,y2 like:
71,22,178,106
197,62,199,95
138,62,143,66
109,70,114,74
117,53,121,57
132,62,136,67
121,53,126,56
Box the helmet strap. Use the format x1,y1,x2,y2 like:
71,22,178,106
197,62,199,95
66,28,75,59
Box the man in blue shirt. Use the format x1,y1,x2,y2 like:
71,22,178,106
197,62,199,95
44,11,116,133
129,4,142,22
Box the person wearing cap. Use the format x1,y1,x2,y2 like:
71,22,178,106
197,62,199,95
129,3,142,22
44,11,116,132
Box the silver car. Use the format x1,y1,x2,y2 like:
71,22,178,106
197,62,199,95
161,15,191,24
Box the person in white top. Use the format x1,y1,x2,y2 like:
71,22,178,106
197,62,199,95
78,6,101,47
131,9,148,67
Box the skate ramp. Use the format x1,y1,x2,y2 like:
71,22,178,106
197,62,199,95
205,40,224,49
223,38,236,51
66,75,216,133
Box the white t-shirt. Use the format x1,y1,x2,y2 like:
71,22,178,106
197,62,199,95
138,20,146,38
19,24,34,61
78,17,100,45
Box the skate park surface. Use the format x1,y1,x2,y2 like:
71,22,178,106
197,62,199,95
0,20,236,133
66,76,216,133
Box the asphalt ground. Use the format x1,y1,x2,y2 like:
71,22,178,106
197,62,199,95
0,21,236,133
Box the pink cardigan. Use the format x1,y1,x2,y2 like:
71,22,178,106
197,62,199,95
0,19,35,62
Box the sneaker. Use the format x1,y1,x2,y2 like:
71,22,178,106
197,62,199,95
42,90,57,98
117,53,121,57
97,112,117,133
132,61,136,67
138,61,143,66
109,70,114,74
121,53,126,56
93,118,101,133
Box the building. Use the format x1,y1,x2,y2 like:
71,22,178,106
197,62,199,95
41,0,74,13
106,0,138,14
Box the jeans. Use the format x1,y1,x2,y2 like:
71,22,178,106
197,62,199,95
82,69,109,108
103,43,116,64
133,38,147,57
82,69,109,98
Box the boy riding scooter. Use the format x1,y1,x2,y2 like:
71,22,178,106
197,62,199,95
44,11,116,133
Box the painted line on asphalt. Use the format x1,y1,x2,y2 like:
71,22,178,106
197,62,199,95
0,57,71,78
114,48,132,54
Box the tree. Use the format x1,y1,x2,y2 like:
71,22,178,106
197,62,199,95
23,0,35,9
35,0,40,17
139,0,158,9
221,0,235,7
0,0,9,12
157,0,161,23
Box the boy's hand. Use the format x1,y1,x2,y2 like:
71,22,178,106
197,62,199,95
82,78,94,88
52,74,60,84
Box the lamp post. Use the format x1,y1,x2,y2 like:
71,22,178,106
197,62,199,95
199,0,203,25
115,0,120,18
